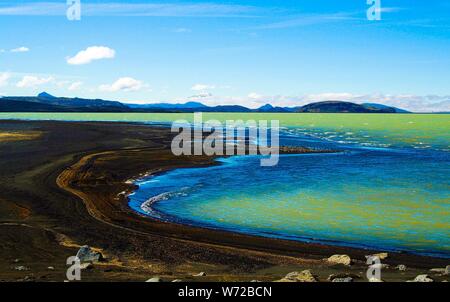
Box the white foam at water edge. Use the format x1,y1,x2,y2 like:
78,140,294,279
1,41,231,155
140,192,172,217
140,188,193,216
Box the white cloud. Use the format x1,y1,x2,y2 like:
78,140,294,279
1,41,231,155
0,2,62,15
0,72,11,87
99,77,146,92
67,46,115,65
10,46,29,53
191,84,216,91
68,81,83,91
16,75,54,88
0,3,257,18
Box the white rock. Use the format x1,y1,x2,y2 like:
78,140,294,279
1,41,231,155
327,254,352,266
412,274,434,282
275,270,318,282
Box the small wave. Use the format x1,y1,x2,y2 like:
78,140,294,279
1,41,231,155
140,192,172,217
140,187,193,216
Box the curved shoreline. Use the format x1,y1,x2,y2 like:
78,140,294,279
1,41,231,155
128,155,450,259
55,145,447,268
51,122,448,268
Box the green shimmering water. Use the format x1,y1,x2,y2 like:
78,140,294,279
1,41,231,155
0,112,449,149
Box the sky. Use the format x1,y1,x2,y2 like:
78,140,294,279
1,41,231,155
0,0,450,112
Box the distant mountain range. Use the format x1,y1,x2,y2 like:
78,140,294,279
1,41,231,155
0,92,411,113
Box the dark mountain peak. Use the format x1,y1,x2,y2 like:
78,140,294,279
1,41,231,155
258,104,274,111
183,101,208,108
255,103,293,113
297,101,397,113
38,92,56,99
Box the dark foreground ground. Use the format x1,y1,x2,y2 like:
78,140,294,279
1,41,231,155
0,120,448,282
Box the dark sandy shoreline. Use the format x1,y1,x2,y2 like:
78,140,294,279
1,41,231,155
0,120,448,282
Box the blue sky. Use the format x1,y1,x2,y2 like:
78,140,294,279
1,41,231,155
0,0,449,111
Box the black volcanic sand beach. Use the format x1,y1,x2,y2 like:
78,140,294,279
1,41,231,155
0,120,448,282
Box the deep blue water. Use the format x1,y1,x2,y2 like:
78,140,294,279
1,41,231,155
128,129,450,257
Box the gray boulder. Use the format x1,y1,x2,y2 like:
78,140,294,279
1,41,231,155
328,273,361,281
332,277,353,282
76,245,104,263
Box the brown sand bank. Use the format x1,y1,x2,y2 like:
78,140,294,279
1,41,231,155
0,120,448,282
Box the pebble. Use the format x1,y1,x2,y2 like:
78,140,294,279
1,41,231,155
14,266,29,271
396,264,407,271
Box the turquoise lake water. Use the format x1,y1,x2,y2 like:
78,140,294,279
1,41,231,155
1,113,449,257
127,119,449,257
